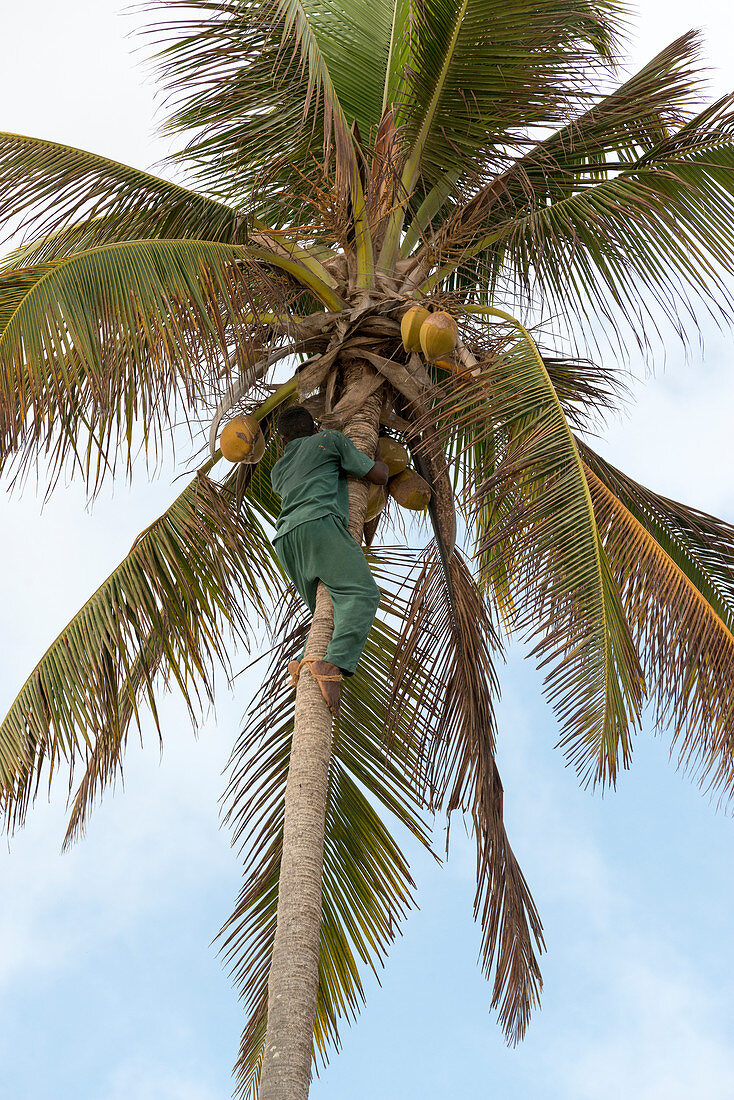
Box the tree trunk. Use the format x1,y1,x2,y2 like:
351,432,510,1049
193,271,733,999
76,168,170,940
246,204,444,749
258,365,383,1100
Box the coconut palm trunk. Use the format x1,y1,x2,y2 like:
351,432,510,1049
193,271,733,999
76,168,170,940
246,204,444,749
259,365,382,1100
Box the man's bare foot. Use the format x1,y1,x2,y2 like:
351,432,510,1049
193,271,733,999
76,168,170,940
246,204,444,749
305,659,342,718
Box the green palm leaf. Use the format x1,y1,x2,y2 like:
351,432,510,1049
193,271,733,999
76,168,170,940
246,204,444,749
446,344,623,510
149,0,389,222
0,132,245,266
0,237,335,490
378,0,624,267
398,0,621,187
219,582,432,1096
61,413,295,849
581,444,734,799
428,89,734,348
440,309,644,785
61,626,169,850
0,135,341,297
271,0,394,142
423,31,706,258
0,460,284,834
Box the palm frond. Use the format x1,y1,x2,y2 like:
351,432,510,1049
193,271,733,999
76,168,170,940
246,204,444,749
581,444,734,800
406,0,622,182
378,0,625,268
0,238,320,492
0,133,245,266
429,87,734,352
435,311,644,785
148,0,391,215
219,564,433,1096
542,352,625,430
0,460,284,834
386,542,544,1042
61,627,167,851
60,397,300,847
271,0,394,143
0,134,336,298
425,30,706,256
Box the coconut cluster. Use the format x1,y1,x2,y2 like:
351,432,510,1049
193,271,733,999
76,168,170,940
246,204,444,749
400,305,459,368
365,435,432,524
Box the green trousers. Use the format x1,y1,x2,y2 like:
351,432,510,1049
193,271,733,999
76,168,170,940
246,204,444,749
274,514,380,675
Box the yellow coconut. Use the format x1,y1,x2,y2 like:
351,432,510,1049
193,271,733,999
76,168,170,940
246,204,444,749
220,414,266,463
365,483,387,523
388,468,432,511
419,311,459,361
400,305,430,352
377,436,410,478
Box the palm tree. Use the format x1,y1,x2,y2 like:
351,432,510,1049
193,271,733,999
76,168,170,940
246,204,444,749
3,2,734,1097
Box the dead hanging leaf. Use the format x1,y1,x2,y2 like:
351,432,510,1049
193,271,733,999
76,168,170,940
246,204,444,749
420,443,458,555
380,389,412,431
359,351,426,406
323,366,338,415
302,392,327,420
296,346,341,398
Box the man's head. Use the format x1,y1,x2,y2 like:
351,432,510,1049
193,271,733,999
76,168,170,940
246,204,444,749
278,404,316,445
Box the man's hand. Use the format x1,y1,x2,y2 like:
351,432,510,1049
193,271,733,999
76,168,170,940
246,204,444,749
365,459,389,485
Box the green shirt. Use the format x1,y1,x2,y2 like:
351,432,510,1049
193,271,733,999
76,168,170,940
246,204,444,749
271,430,375,540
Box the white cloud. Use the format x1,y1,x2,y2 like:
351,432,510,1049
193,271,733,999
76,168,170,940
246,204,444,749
557,950,734,1100
596,338,734,518
0,687,247,990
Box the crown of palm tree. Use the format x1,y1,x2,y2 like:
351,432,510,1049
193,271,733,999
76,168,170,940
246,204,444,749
3,3,734,1097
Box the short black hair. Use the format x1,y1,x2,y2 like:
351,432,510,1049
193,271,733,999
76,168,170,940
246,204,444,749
278,404,316,444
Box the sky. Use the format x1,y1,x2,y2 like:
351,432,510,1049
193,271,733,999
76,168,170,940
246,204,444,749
1,3,734,1099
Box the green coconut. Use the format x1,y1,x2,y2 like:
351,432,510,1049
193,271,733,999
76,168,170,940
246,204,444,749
400,305,430,353
220,414,266,463
377,436,410,478
365,482,387,522
388,468,432,511
419,311,459,361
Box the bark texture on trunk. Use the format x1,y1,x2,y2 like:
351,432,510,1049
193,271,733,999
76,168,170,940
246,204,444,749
258,366,382,1100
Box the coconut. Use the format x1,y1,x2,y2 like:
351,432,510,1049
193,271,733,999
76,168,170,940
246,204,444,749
377,436,409,478
419,311,459,361
388,469,432,511
365,482,387,522
220,414,266,463
363,514,380,548
400,305,430,352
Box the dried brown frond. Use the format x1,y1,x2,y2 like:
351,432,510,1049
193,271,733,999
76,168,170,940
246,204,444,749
386,543,544,1043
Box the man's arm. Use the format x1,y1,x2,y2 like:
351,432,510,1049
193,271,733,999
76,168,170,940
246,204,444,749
329,431,389,485
364,460,389,485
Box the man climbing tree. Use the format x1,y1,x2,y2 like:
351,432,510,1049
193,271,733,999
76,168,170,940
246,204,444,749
271,406,389,718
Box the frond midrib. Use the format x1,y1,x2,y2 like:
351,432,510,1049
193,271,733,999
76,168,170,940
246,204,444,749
0,131,237,215
584,461,734,646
